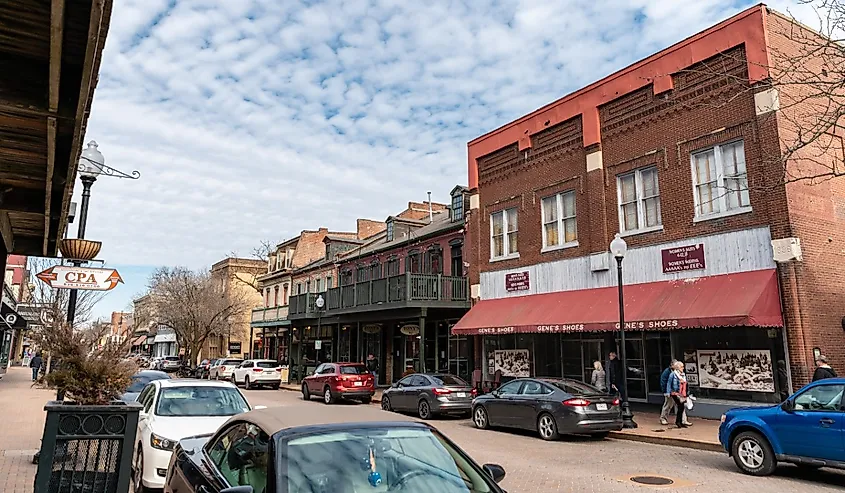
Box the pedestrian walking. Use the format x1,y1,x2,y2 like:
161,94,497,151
29,352,43,382
590,360,606,392
812,355,837,381
667,361,689,428
659,361,678,425
606,351,624,399
366,353,380,386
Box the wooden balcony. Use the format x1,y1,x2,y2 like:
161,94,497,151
250,305,290,325
288,273,469,319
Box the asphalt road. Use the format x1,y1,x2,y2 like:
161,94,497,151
242,387,845,493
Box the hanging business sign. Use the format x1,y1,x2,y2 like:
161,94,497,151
228,341,242,354
504,271,530,292
400,324,420,336
36,266,123,291
362,324,381,334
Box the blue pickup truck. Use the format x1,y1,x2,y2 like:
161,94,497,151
719,378,845,475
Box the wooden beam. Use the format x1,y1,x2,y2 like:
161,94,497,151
43,116,56,255
0,188,48,214
58,0,109,256
0,212,12,252
49,0,65,113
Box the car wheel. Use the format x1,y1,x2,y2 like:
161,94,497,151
381,396,392,412
324,387,335,404
361,396,372,404
231,374,238,386
302,383,311,401
537,413,559,441
244,376,251,390
418,400,432,420
473,406,489,429
133,446,146,493
732,431,776,476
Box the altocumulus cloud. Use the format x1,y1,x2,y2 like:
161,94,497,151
76,0,813,268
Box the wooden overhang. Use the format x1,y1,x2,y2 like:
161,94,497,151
0,0,113,256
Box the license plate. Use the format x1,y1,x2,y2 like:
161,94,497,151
596,403,608,411
353,381,363,386
456,392,467,398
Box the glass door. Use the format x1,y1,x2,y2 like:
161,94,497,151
646,333,672,397
625,336,647,401
582,340,605,384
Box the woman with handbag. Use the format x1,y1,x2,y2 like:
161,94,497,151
667,361,689,428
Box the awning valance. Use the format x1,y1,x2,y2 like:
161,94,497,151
452,269,783,336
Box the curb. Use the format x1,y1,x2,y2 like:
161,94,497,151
608,431,724,453
279,385,720,452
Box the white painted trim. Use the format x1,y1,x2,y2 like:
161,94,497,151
490,253,520,263
469,194,479,210
692,206,752,223
541,241,579,254
620,225,664,238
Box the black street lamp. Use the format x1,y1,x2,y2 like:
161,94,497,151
65,141,139,324
610,233,637,429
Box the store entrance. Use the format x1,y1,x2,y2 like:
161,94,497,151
392,332,420,381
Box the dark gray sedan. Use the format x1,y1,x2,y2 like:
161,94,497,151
381,373,475,419
471,378,623,440
120,370,170,402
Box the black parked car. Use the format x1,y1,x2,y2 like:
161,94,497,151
120,370,170,402
164,409,507,493
472,377,622,440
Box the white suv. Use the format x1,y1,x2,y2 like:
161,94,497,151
232,360,282,390
208,358,242,380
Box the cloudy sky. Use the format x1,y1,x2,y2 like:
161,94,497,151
69,0,812,318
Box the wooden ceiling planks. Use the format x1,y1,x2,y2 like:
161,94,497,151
0,0,113,256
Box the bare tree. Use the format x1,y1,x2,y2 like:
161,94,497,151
670,0,844,186
146,267,250,366
227,239,275,293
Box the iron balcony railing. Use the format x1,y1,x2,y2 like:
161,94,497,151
250,305,290,323
288,273,468,317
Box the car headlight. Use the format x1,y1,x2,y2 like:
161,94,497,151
720,414,727,423
151,433,176,451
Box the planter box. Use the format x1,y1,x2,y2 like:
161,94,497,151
34,401,142,493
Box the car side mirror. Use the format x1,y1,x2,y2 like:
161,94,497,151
483,463,506,483
220,487,253,493
491,390,500,398
781,399,794,412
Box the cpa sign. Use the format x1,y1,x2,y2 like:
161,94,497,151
36,266,123,291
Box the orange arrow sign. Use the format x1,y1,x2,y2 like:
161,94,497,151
106,269,124,290
36,266,58,285
35,265,124,291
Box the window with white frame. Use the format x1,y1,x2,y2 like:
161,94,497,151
541,191,577,249
617,166,662,233
691,140,750,217
490,208,518,259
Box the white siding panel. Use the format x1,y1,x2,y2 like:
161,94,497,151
481,227,775,300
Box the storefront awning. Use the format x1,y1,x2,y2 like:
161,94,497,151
131,335,147,346
153,333,177,343
452,269,783,336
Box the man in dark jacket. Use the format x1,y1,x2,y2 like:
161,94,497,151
606,352,624,399
29,353,43,382
659,362,676,425
812,356,837,381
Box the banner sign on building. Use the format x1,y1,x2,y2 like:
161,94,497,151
504,271,530,292
36,266,123,291
661,244,705,273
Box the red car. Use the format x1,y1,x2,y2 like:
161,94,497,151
302,362,375,404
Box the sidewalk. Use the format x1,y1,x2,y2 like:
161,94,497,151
278,383,722,451
0,367,52,493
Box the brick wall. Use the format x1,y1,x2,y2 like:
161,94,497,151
765,11,845,385
397,201,447,221
357,219,386,240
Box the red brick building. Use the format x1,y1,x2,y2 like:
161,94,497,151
454,5,845,416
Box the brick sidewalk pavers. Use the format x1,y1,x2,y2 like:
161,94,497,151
0,367,53,493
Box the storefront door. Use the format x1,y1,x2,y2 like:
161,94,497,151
625,337,647,402
582,340,604,384
392,332,420,381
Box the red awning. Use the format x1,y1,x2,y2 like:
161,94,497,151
452,269,783,336
131,335,147,346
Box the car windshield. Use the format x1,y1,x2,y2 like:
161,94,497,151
431,375,469,387
156,386,249,417
282,427,494,492
339,365,368,375
256,361,279,368
126,373,169,393
222,359,243,365
547,380,603,395
164,357,180,361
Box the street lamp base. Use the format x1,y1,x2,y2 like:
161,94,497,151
621,402,638,429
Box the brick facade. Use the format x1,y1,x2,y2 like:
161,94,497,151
465,5,845,388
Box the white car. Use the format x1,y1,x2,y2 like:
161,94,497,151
208,358,243,380
232,359,282,390
132,379,261,492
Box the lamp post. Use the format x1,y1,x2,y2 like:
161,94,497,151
610,233,637,429
65,141,139,324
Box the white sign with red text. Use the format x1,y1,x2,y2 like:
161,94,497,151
36,265,123,291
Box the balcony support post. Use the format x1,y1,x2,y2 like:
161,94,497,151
419,307,427,373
